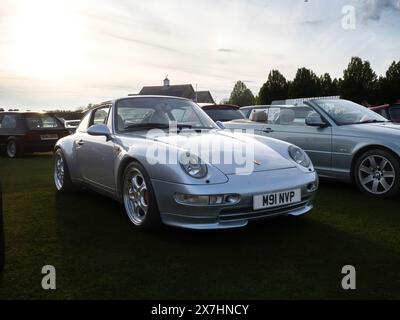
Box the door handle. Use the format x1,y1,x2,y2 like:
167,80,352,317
77,139,85,146
263,128,274,133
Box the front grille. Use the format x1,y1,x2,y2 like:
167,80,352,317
219,199,310,222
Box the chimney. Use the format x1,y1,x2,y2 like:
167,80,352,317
163,76,170,87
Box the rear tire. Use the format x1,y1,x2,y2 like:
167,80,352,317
54,149,75,192
354,149,400,198
6,140,21,159
122,162,161,230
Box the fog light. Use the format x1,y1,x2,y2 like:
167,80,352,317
174,193,241,206
174,194,209,206
225,194,240,204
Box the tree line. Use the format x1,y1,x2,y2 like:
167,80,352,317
229,57,400,107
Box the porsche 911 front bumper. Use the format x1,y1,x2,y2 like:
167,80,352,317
151,167,318,230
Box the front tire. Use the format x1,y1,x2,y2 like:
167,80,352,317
122,162,161,230
354,149,400,198
54,149,75,192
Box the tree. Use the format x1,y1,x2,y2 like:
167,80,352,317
258,70,288,105
340,57,378,104
229,81,255,107
381,61,400,103
320,73,339,96
288,68,321,99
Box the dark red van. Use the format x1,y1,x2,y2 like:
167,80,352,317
0,112,69,158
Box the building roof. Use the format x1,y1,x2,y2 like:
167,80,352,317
139,84,196,100
139,84,215,104
195,91,215,104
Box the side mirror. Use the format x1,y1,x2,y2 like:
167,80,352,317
87,124,112,140
216,121,226,129
306,112,327,127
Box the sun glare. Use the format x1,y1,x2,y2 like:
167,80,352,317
8,0,84,79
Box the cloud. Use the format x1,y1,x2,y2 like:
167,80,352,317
103,31,182,54
217,48,235,53
357,0,400,21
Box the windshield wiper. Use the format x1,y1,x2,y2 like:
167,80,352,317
123,123,215,132
123,123,170,131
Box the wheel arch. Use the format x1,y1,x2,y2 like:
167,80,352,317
350,144,400,182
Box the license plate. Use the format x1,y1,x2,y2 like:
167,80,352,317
40,134,58,140
253,189,301,210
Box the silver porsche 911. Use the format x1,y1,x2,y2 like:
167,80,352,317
53,96,318,230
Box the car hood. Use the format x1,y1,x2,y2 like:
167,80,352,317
343,122,400,137
143,130,295,174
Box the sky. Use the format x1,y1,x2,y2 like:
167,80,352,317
0,0,399,110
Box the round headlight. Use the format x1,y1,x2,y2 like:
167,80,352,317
289,145,311,168
180,152,208,179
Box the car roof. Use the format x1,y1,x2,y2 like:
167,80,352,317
201,104,240,110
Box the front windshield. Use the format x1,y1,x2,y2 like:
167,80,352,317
115,97,218,132
314,99,388,125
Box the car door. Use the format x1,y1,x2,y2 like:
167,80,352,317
76,106,116,192
263,106,333,173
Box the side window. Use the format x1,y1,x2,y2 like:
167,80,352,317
77,112,91,133
0,114,18,129
90,107,110,126
270,107,313,126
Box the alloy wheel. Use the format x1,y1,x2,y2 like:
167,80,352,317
123,168,149,225
358,155,395,195
54,153,65,190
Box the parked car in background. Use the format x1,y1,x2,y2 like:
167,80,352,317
54,96,318,230
224,99,400,197
0,112,69,158
370,102,400,123
201,104,245,122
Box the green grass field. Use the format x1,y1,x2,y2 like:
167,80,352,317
0,153,399,299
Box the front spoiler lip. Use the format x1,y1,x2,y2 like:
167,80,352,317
160,203,313,230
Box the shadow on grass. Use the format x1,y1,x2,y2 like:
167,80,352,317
54,189,400,300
